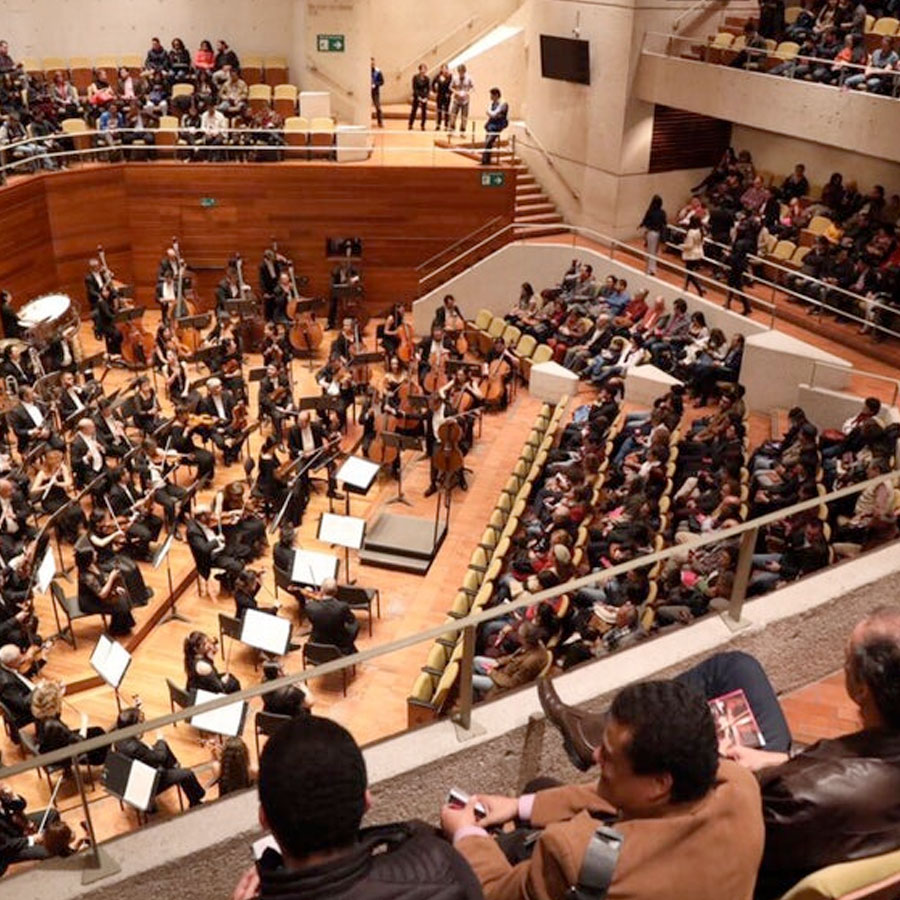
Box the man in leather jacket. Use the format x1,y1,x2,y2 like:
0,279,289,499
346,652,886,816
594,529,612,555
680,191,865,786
232,715,483,900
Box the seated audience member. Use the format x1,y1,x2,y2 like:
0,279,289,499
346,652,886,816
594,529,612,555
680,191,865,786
471,622,549,700
844,36,898,92
539,606,900,900
442,679,763,900
729,20,769,69
779,163,810,201
114,706,205,808
232,715,483,900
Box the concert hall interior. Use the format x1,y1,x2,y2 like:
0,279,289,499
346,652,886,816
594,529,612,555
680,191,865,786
0,2,899,899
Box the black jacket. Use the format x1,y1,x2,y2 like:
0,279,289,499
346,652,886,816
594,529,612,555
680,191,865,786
186,519,220,579
305,598,359,654
257,820,484,900
755,728,900,900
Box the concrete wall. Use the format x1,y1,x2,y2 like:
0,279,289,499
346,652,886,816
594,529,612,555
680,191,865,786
634,53,900,165
731,126,900,199
2,0,296,70
13,541,900,900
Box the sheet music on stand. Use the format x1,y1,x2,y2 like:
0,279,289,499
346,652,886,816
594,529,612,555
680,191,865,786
318,512,366,550
291,549,339,587
336,456,379,495
103,754,160,812
190,689,248,737
35,545,56,594
240,609,292,656
152,532,175,570
90,635,132,689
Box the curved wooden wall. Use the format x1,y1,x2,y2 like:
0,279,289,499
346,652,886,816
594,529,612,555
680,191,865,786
0,164,515,316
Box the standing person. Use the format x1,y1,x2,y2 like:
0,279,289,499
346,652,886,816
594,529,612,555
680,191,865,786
448,64,474,136
640,194,668,276
408,63,430,131
481,88,508,166
432,63,453,130
725,230,754,315
370,57,384,128
682,215,707,296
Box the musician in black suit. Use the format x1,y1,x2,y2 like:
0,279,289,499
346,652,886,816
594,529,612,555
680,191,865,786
259,249,284,321
83,258,106,311
107,467,162,560
156,248,183,284
93,285,123,357
328,261,361,330
185,505,249,590
70,419,109,490
431,293,461,330
271,271,293,326
114,706,205,808
0,344,30,386
0,645,35,734
57,372,89,423
170,407,215,481
93,396,132,458
304,578,359,655
285,410,326,521
9,386,62,454
198,378,240,464
0,786,50,874
330,319,355,362
76,544,135,636
416,324,456,385
214,266,241,324
0,292,21,340
0,479,34,560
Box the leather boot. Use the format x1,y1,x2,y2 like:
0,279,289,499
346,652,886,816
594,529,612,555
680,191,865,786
537,678,606,772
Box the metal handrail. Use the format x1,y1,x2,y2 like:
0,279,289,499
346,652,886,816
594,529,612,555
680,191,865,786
517,123,581,200
418,221,777,326
663,222,900,342
2,468,896,783
415,215,505,272
672,0,727,33
643,30,900,98
393,15,478,81
304,61,355,98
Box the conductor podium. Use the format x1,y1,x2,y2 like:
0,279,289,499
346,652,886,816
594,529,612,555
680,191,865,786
358,512,448,575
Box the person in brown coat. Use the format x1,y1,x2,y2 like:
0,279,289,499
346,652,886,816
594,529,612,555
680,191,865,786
471,623,551,701
441,679,764,900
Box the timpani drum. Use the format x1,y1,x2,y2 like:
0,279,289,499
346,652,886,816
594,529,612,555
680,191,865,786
17,293,80,346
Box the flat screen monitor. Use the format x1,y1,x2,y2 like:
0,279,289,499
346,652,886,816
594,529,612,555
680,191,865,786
539,35,591,85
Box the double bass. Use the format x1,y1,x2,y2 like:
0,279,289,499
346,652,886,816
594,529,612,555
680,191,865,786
100,245,155,368
287,262,324,354
234,253,265,347
172,237,201,354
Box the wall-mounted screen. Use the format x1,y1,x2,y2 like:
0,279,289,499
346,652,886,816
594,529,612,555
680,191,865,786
539,35,591,85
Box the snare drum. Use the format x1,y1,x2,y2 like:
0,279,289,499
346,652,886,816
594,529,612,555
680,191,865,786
17,293,79,345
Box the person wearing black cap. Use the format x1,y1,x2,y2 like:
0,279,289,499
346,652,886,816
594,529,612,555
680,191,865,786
233,715,483,900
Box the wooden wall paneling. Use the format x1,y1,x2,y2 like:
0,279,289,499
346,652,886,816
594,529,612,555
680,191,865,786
0,164,515,319
43,167,132,314
0,179,58,310
648,105,732,174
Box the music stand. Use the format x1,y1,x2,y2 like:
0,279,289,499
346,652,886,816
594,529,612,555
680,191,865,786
336,455,379,516
381,433,423,507
223,299,256,318
291,549,339,588
297,395,343,414
189,689,248,737
102,753,160,814
78,351,106,374
247,367,267,384
112,307,144,325
153,531,189,625
89,635,133,713
188,346,219,368
240,608,292,656
317,512,365,585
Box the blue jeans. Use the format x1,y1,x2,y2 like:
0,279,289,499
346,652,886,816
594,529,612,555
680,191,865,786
676,651,792,751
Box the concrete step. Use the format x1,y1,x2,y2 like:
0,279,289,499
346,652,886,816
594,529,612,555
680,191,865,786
513,225,569,239
516,189,547,203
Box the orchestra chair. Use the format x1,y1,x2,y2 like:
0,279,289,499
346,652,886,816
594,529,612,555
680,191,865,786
19,728,96,793
302,641,355,696
166,678,191,726
50,580,108,649
156,115,180,159
41,57,68,81
61,118,91,159
241,55,263,85
103,750,183,826
248,83,272,114
273,83,298,119
0,699,30,750
264,56,288,87
284,116,310,159
309,117,336,160
335,585,380,637
253,710,290,760
779,847,900,900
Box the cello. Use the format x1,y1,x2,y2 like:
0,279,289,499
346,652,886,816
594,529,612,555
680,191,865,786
483,351,512,409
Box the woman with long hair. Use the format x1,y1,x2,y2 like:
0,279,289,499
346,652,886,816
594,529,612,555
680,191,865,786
640,194,668,276
682,215,707,296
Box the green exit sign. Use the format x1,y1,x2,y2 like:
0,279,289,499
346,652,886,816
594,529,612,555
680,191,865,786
317,34,345,52
480,172,505,187
200,197,217,208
